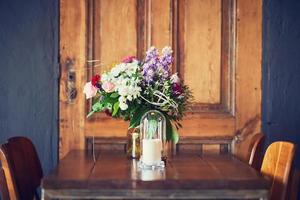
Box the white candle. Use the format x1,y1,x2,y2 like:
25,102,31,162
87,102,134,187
142,139,162,165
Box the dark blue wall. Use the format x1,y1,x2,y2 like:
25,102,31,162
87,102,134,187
263,0,300,198
0,0,59,175
262,0,300,167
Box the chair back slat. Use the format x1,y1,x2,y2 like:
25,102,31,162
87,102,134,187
0,145,19,200
0,167,11,200
234,132,265,170
248,133,265,170
261,141,295,200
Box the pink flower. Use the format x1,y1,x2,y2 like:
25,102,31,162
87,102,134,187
102,82,115,93
122,55,136,63
83,82,98,99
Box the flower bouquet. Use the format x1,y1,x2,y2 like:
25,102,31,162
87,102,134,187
83,46,192,143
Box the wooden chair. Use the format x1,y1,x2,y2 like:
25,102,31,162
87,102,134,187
0,137,43,200
248,133,265,171
234,132,265,170
261,141,295,200
0,167,10,200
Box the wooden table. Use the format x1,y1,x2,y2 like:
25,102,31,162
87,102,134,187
42,150,270,199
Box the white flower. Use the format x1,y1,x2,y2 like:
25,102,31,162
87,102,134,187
125,62,139,76
170,73,180,83
111,63,127,77
118,86,129,96
118,96,128,110
119,102,128,110
101,73,111,82
127,95,133,101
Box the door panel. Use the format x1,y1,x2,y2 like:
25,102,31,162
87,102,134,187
95,0,137,68
181,0,221,104
59,0,262,158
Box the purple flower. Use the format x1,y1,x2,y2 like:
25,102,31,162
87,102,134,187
142,46,173,84
160,46,173,69
143,67,155,83
157,64,170,80
145,47,159,62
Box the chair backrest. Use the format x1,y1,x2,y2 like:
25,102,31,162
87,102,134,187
234,132,265,170
248,133,265,170
261,141,295,200
0,137,43,200
0,167,10,200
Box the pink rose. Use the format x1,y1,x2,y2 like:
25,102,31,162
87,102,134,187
83,82,98,99
102,82,115,93
122,55,136,63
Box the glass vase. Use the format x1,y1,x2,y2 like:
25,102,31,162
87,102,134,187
138,110,166,169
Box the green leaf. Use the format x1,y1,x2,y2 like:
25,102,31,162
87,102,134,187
129,107,149,129
171,126,179,144
129,112,142,129
164,114,179,144
110,92,119,98
92,102,103,112
147,119,158,139
165,117,173,141
112,102,119,116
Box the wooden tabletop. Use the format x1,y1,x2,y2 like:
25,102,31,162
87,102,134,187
42,150,270,199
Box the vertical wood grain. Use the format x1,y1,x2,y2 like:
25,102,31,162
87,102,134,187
150,0,172,49
181,0,222,104
96,0,137,72
60,0,87,158
235,0,262,133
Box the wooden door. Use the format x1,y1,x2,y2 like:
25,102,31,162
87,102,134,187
59,0,262,158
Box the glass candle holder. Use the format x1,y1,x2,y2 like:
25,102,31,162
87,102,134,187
138,110,166,169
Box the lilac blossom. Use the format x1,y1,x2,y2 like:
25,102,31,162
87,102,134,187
145,46,159,63
160,46,173,69
142,46,173,84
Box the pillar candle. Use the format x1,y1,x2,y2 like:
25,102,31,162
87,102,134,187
142,139,162,165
